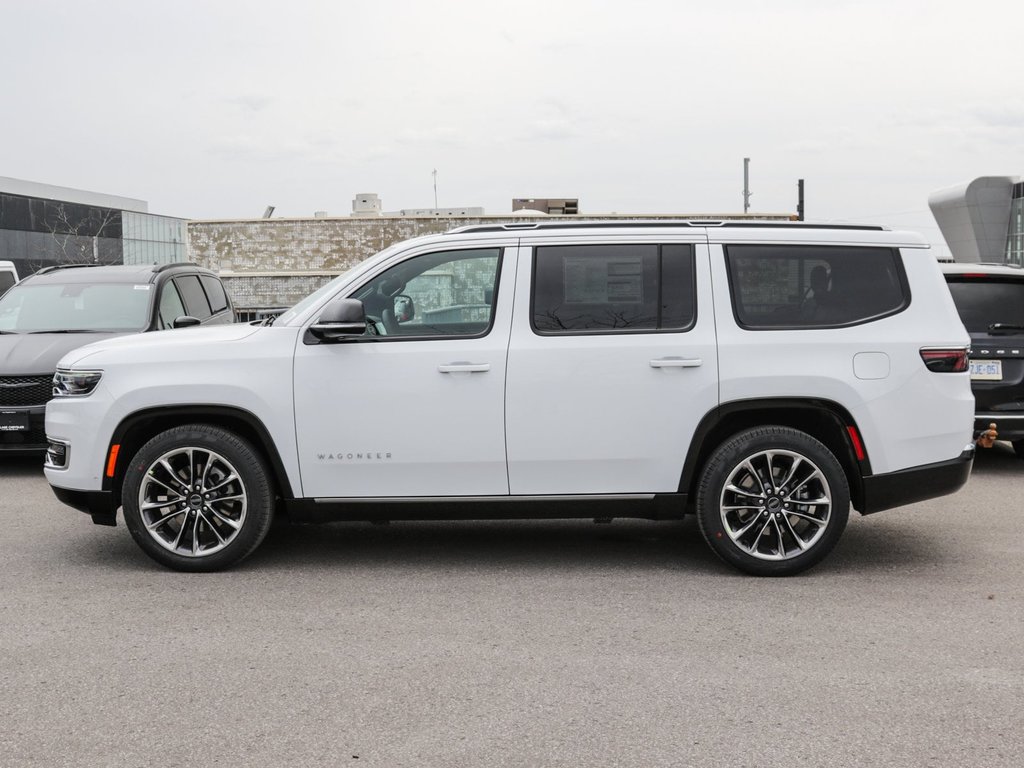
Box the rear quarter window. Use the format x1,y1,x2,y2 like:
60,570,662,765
725,244,909,329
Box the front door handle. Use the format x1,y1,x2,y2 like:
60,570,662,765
438,362,491,373
650,357,703,368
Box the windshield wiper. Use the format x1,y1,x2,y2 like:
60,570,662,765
987,323,1024,334
27,329,102,334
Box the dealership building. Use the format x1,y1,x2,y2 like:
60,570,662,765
0,176,187,278
929,176,1024,265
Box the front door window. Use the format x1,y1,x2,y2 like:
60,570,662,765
350,248,501,338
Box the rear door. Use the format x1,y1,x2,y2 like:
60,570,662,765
504,234,718,494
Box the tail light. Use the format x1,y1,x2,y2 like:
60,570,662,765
920,347,969,373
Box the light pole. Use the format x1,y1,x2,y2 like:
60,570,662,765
743,157,752,214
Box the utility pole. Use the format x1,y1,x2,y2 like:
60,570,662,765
432,169,438,209
797,179,805,221
743,157,752,214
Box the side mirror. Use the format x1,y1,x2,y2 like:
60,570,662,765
310,298,367,341
172,315,202,328
393,294,415,323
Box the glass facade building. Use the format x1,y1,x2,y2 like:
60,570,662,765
122,211,187,265
0,180,187,276
0,192,123,276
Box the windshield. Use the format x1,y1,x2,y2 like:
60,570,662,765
0,282,153,333
947,279,1024,334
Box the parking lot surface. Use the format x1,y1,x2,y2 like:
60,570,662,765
1,447,1022,767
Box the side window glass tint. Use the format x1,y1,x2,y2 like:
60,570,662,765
174,275,212,320
532,244,695,334
725,245,908,329
350,248,501,338
0,273,14,295
158,281,187,329
200,275,229,314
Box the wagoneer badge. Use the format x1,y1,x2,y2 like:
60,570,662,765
317,452,393,461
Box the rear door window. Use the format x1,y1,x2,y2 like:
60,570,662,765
532,244,695,334
725,245,909,329
200,275,230,314
174,275,212,320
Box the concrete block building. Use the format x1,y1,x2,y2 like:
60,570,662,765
188,209,795,317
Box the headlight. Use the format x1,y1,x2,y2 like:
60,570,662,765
52,369,103,397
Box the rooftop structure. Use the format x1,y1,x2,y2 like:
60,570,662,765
929,176,1023,264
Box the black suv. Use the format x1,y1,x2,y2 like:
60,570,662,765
0,263,234,454
942,262,1024,457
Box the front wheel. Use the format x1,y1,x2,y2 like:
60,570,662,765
1012,439,1024,460
696,426,850,576
121,424,274,572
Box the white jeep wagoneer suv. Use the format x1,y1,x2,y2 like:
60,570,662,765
44,221,975,575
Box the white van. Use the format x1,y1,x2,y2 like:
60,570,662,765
0,260,18,297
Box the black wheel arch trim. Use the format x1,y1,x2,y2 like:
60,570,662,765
104,405,295,500
679,397,870,510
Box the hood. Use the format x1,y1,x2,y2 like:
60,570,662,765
60,323,264,368
0,332,126,375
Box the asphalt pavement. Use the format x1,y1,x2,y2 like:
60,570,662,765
1,446,1021,767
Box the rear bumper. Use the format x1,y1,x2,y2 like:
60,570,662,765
860,444,975,515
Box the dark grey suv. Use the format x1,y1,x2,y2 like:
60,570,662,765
942,262,1024,457
0,263,234,454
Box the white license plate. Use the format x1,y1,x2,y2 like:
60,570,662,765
969,360,1003,381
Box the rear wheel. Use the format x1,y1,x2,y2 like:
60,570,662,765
696,426,850,576
121,424,274,572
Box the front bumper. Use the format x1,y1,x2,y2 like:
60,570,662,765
860,444,975,515
50,486,118,526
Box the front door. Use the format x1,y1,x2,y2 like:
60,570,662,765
293,244,516,498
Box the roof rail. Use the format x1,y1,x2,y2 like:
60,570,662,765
34,263,102,275
446,220,885,235
153,262,199,273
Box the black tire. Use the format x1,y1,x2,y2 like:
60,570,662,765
696,426,850,576
1013,440,1024,460
121,424,274,572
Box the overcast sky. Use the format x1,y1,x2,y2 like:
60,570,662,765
3,0,1021,253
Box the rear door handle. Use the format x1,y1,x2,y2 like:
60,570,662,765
650,357,703,368
438,362,491,373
